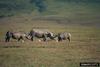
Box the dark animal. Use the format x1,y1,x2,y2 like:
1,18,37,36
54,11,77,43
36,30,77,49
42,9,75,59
28,29,55,41
56,32,71,42
5,31,28,42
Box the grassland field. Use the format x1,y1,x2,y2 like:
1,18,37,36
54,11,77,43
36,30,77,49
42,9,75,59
0,14,100,67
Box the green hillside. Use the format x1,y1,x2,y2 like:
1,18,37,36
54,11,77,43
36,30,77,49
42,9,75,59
0,0,100,17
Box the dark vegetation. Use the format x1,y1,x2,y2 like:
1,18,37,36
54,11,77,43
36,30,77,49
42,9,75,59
0,0,47,17
0,0,100,17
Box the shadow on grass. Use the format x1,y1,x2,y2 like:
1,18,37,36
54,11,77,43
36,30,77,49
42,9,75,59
0,46,20,48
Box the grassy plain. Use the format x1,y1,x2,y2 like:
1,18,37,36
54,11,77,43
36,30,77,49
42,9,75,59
0,15,100,67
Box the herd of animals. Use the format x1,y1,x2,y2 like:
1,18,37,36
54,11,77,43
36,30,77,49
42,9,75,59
5,29,71,43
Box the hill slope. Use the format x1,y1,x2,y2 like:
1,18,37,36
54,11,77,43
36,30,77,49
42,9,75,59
0,0,100,16
0,0,100,27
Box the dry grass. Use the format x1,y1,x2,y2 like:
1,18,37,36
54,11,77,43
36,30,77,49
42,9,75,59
0,16,100,67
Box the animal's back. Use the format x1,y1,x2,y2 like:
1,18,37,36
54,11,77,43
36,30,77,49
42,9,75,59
12,32,26,38
32,29,50,34
59,32,71,39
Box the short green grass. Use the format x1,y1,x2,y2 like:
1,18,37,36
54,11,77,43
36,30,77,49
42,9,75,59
0,16,100,67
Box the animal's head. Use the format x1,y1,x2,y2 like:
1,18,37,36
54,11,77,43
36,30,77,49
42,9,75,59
46,32,57,40
25,33,32,40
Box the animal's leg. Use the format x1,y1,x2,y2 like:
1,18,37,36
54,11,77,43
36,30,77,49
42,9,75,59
31,36,34,41
54,37,58,42
67,37,70,42
8,37,11,42
21,37,25,43
56,39,58,42
21,40,24,43
58,36,62,41
38,39,41,42
43,37,46,41
18,36,22,41
30,32,35,41
5,37,8,42
5,37,10,42
18,38,20,41
43,34,47,42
